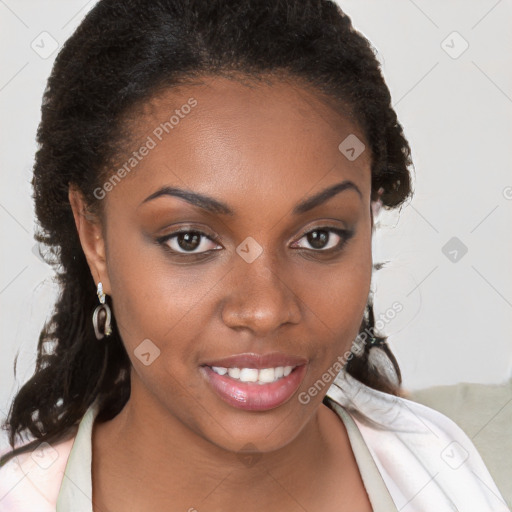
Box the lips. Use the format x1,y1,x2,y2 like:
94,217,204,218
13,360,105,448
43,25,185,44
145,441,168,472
201,352,308,369
200,352,308,411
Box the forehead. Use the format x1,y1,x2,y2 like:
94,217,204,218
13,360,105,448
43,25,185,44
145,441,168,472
102,75,371,214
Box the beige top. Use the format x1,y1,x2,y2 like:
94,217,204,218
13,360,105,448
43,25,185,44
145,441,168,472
2,371,508,511
55,398,397,511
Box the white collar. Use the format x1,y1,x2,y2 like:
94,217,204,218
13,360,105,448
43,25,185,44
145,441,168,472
325,370,510,511
52,370,509,511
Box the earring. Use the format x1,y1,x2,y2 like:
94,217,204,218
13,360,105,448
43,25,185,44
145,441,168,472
350,335,366,357
367,337,400,387
93,282,112,339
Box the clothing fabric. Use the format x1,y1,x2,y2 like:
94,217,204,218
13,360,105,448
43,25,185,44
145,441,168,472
409,379,512,509
0,370,509,511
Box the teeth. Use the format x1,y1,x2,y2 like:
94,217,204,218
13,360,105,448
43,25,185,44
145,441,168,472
211,366,296,384
227,368,240,379
258,368,275,383
239,368,259,382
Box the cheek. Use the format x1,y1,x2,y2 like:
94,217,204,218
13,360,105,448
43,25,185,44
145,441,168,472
108,258,215,355
104,224,216,362
307,229,372,330
297,230,373,376
105,239,222,414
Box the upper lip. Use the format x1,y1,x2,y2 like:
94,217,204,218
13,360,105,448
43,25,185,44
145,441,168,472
201,352,308,369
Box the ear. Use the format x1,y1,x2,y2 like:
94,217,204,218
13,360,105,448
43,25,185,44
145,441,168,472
68,184,111,295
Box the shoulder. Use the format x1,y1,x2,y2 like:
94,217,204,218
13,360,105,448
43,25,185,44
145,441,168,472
409,379,512,434
409,379,512,509
326,372,511,511
0,434,75,512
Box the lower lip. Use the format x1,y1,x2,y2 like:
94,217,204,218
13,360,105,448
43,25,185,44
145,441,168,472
201,365,307,411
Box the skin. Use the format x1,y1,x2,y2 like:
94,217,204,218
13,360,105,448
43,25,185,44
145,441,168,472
69,75,376,511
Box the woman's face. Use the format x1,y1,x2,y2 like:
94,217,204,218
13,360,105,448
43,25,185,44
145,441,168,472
82,76,373,453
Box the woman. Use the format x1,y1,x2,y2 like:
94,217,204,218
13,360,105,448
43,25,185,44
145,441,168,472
0,0,508,510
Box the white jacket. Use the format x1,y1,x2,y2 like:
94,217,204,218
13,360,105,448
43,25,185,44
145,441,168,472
0,370,509,511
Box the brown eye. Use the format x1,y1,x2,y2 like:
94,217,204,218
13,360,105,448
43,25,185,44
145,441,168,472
292,227,353,252
306,229,330,250
159,229,221,254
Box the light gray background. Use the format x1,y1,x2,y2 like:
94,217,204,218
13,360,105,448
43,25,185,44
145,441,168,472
1,0,511,444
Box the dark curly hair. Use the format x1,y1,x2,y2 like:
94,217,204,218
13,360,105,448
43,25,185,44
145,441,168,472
0,0,413,467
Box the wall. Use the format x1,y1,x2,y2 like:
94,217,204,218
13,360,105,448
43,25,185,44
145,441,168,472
1,1,511,449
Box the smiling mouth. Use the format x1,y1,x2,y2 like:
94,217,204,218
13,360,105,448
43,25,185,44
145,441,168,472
200,355,308,411
208,365,297,385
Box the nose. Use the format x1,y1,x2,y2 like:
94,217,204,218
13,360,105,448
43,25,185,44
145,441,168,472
221,256,302,337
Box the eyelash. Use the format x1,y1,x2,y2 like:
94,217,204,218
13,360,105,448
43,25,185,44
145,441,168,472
156,225,354,258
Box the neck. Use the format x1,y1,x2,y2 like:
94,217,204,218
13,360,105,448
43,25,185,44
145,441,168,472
92,378,355,511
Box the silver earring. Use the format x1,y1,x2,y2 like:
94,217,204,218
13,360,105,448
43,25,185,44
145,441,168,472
350,335,366,357
366,337,400,388
93,282,112,339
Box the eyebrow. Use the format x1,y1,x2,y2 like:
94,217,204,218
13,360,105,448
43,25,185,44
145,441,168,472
139,180,362,216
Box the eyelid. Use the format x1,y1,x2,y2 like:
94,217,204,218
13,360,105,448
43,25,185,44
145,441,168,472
156,224,221,242
156,222,353,256
291,225,353,251
295,222,346,239
155,225,223,255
